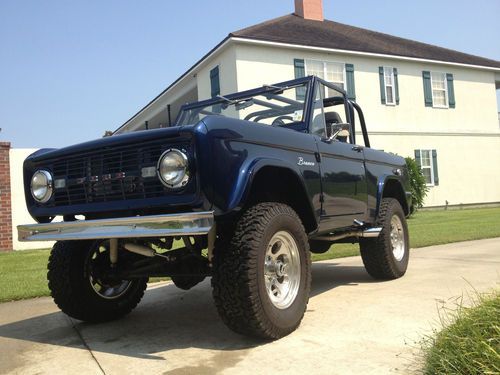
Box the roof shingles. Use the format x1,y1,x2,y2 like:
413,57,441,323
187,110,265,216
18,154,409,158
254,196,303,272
230,14,500,69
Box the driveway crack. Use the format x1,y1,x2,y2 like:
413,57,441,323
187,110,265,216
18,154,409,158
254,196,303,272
65,316,106,375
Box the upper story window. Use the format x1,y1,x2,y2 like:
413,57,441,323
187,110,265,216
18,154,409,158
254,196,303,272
210,65,221,113
422,71,456,109
306,60,345,95
431,72,448,108
294,58,356,101
383,67,396,105
379,66,399,105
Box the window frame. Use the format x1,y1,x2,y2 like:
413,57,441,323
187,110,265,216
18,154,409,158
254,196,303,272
305,59,346,92
419,149,435,186
383,66,396,106
430,71,449,109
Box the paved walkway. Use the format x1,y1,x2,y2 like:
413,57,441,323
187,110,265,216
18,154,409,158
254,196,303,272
0,238,499,374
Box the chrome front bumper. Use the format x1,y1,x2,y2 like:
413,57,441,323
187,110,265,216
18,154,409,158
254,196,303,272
18,211,214,242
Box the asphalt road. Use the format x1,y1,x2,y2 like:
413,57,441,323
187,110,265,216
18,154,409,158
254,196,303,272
0,238,499,375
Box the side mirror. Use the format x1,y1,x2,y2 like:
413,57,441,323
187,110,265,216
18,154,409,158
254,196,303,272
325,123,350,142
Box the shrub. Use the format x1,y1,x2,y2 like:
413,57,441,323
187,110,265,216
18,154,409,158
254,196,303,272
422,291,500,375
405,157,428,214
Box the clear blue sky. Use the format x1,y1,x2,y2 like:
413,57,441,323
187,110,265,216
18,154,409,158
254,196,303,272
1,0,499,148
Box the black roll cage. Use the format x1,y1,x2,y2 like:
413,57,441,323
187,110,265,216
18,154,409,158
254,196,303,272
176,76,371,148
309,76,370,148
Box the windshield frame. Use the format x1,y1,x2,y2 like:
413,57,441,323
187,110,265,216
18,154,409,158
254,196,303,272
175,77,313,128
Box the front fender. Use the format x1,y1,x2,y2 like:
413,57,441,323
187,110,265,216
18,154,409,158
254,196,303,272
229,157,308,211
376,175,411,216
194,116,321,216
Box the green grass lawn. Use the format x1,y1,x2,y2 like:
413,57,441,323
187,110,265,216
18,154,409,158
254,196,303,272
1,207,500,303
422,290,500,375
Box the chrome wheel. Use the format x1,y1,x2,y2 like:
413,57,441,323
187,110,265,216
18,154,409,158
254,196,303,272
88,241,132,300
89,276,131,300
264,231,301,309
390,215,405,261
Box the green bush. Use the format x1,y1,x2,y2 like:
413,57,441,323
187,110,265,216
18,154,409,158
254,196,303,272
422,291,500,375
405,157,429,214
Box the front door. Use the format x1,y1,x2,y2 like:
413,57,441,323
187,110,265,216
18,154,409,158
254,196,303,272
310,82,368,231
317,140,368,230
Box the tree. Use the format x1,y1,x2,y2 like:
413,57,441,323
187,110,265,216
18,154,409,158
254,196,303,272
405,157,429,214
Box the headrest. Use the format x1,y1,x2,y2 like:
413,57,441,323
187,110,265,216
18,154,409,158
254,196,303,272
325,112,342,124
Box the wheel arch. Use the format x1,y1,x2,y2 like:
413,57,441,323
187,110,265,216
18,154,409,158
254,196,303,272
241,163,318,234
377,176,409,217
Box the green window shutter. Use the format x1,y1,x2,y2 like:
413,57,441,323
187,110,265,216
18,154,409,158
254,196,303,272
414,150,421,166
422,71,432,107
379,67,386,104
432,149,439,186
294,59,306,100
446,73,455,108
394,68,400,105
345,63,356,101
210,66,221,114
210,66,220,98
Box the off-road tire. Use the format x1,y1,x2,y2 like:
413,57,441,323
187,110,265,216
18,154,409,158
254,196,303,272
212,202,311,339
47,240,148,322
359,198,409,279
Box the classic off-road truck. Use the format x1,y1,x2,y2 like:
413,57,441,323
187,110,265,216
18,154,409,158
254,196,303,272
19,76,411,339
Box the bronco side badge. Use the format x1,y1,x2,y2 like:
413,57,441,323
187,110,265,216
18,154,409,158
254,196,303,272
297,157,315,166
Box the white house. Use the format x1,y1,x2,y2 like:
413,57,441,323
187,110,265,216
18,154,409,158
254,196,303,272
114,0,500,208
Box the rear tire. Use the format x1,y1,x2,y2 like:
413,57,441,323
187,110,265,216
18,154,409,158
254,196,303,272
359,198,409,280
47,240,147,322
212,202,311,339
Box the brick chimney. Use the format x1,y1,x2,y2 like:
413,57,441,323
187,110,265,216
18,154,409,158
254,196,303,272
294,0,324,21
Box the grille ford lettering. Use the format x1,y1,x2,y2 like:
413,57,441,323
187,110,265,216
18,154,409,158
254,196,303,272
74,172,127,184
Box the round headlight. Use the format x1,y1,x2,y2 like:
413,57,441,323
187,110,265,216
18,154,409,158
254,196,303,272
157,149,189,188
31,170,53,203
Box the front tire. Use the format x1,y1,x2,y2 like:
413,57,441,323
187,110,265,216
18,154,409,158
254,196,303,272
212,202,311,339
47,240,147,322
359,198,410,279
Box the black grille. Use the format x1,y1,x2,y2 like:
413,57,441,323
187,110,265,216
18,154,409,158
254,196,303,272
42,141,183,206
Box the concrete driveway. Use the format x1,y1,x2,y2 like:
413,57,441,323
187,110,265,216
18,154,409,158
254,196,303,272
1,238,499,375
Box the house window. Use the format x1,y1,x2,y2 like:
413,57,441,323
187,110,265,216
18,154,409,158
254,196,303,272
210,65,221,113
415,149,439,186
423,71,455,108
431,72,448,108
306,60,345,96
420,150,434,185
210,66,220,98
383,67,396,105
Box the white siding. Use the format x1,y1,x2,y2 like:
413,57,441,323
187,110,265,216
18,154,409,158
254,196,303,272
10,149,55,250
196,46,238,100
368,133,500,207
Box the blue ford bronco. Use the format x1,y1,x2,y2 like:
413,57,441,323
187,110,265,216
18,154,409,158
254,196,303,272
19,76,411,339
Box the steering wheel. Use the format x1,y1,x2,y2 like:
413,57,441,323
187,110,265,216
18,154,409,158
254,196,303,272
271,116,294,127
